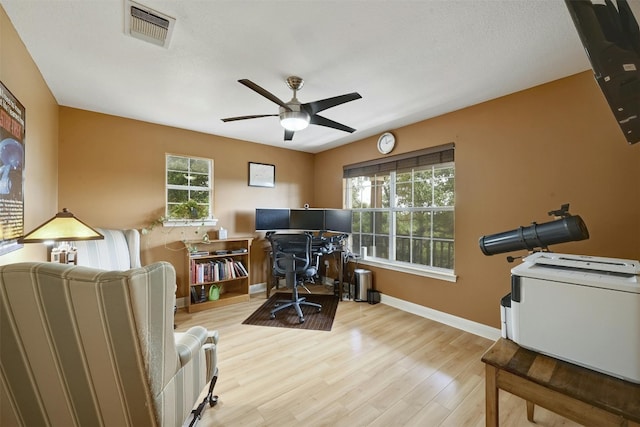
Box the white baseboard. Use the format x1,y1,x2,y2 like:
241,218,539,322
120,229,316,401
380,294,501,341
180,283,501,341
250,282,266,294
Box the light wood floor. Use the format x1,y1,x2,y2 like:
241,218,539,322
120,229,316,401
175,291,582,427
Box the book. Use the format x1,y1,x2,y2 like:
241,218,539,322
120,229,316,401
190,251,210,257
235,260,248,277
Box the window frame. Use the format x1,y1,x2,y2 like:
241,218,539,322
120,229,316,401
164,153,217,227
343,144,456,282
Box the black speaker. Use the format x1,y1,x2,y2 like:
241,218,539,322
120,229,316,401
367,289,380,305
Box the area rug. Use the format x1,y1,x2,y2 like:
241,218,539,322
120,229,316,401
242,293,339,331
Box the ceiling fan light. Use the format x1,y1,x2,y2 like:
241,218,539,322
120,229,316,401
280,111,309,131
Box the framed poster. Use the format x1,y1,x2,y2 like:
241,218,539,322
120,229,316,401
0,82,25,255
248,162,275,188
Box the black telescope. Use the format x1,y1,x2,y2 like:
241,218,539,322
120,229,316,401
479,206,589,256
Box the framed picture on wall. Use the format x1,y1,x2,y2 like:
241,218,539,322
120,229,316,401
0,81,25,256
248,162,275,188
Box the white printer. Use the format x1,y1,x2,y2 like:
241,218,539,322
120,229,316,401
501,252,640,383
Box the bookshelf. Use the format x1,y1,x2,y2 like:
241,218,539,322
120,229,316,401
185,237,253,313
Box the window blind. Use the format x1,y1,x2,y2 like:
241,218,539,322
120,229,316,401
342,142,455,178
343,143,454,178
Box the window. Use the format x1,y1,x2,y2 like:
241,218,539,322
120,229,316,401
344,144,455,280
166,154,214,222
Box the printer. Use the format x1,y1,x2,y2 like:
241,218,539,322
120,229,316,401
501,252,640,383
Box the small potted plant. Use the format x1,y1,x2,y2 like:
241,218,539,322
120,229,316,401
171,199,206,220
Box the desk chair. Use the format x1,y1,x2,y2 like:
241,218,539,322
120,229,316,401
267,241,321,298
268,232,322,323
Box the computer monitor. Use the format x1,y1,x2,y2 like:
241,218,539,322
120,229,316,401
255,208,353,232
255,208,290,231
289,209,325,231
324,209,352,233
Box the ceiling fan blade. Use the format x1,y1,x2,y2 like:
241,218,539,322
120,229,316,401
303,92,362,115
310,114,356,133
221,114,277,122
238,79,292,111
284,129,295,141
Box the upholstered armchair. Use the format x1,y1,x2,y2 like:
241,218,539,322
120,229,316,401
0,261,218,426
75,227,177,324
75,227,142,270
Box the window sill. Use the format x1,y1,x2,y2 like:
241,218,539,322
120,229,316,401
162,218,218,227
350,257,457,283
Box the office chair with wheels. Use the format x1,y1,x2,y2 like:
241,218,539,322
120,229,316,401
268,232,322,323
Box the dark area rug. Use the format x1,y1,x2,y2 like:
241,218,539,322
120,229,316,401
242,293,339,331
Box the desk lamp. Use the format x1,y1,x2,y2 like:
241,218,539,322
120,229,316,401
19,208,104,264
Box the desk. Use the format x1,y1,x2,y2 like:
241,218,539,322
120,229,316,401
481,338,640,427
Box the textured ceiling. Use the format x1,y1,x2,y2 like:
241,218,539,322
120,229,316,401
0,0,592,153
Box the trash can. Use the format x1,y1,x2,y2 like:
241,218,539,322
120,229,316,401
354,269,372,302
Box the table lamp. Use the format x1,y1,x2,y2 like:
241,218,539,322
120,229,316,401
19,208,104,264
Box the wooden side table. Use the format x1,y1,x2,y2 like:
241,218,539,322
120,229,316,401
481,338,640,427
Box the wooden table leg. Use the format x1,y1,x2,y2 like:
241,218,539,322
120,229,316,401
526,401,535,422
485,364,499,426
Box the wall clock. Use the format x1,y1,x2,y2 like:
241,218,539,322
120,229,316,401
377,132,396,154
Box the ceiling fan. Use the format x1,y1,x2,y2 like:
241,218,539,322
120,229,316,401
221,76,362,141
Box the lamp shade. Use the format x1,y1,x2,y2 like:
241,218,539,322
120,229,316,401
19,208,104,243
280,110,310,131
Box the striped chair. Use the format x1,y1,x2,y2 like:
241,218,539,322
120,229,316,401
75,227,142,270
75,227,177,325
0,261,218,426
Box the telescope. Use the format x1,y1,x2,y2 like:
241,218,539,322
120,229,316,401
479,204,589,258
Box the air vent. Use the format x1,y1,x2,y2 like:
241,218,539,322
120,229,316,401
124,0,175,48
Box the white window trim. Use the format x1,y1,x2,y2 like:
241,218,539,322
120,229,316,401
162,218,218,227
165,153,216,223
346,170,455,278
351,256,457,282
344,144,455,280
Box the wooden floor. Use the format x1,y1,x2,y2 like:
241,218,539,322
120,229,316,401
175,291,582,427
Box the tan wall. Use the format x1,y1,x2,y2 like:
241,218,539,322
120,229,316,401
8,0,639,329
58,72,640,327
0,7,58,265
315,71,640,328
58,107,314,298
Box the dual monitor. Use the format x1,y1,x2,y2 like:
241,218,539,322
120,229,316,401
255,208,352,234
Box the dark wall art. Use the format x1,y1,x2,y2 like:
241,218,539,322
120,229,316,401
0,81,25,255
